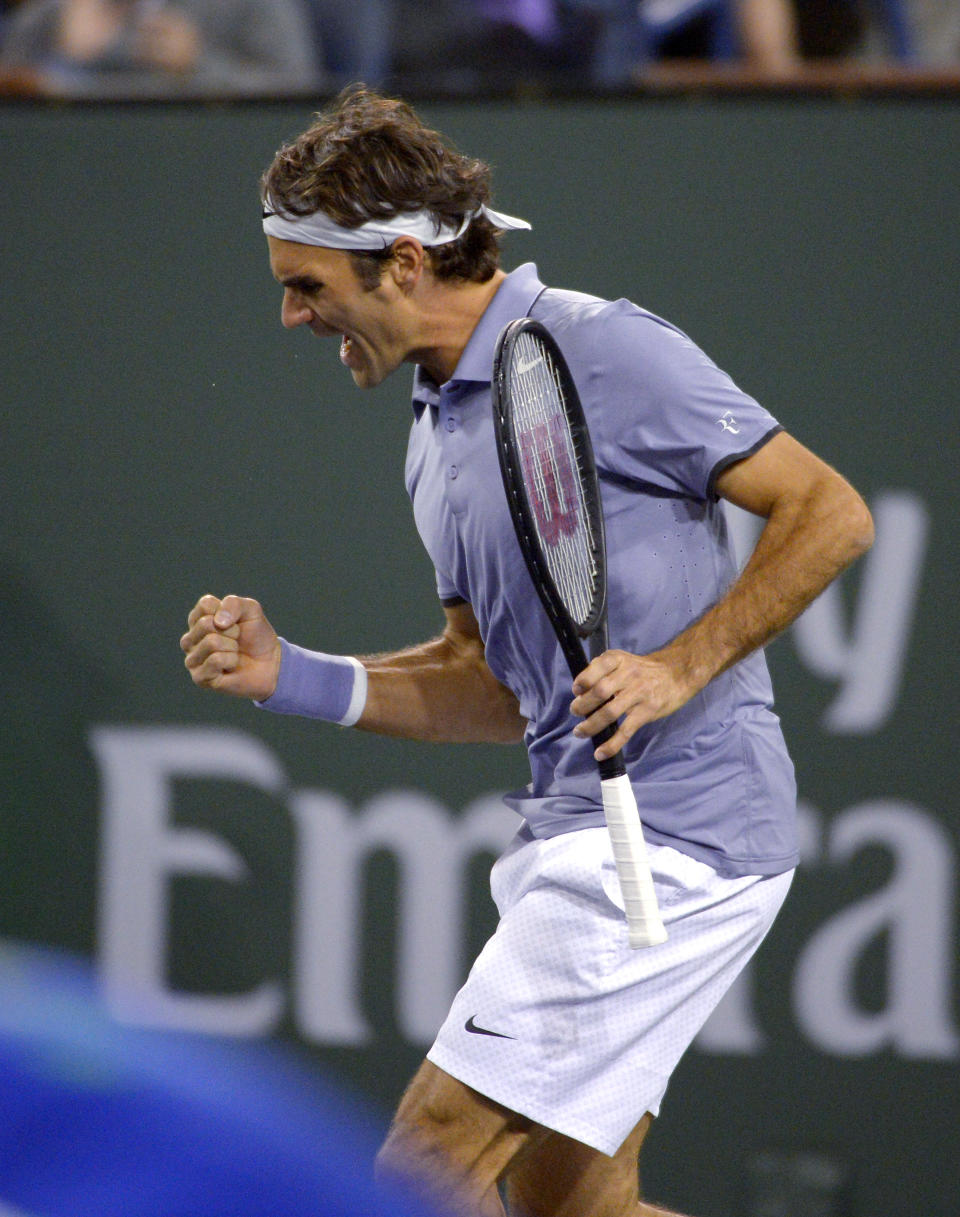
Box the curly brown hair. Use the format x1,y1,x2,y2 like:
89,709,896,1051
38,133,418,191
261,88,502,286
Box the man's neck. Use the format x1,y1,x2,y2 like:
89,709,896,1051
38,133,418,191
409,269,507,385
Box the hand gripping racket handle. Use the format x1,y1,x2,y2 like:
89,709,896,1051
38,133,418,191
600,772,668,948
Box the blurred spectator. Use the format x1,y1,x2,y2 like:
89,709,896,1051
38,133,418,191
856,0,960,64
791,0,864,58
0,2,27,54
562,0,800,85
736,0,801,69
3,0,953,100
308,0,394,88
790,0,958,66
381,0,614,92
908,0,960,62
0,0,321,98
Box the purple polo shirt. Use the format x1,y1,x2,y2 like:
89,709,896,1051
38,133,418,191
406,263,797,877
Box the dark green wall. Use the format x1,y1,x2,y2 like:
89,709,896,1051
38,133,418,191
2,98,958,1216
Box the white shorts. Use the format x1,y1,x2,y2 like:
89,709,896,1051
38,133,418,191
427,826,793,1156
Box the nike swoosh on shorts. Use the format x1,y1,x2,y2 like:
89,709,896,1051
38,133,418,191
464,1015,515,1040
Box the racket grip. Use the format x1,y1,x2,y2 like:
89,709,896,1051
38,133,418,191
600,773,668,949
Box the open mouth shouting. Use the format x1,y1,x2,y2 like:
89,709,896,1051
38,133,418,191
339,334,358,367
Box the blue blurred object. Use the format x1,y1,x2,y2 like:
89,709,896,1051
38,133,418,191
0,941,439,1217
636,0,738,61
870,0,914,58
306,0,396,87
561,0,737,85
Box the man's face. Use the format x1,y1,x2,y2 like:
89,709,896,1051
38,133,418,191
267,237,408,390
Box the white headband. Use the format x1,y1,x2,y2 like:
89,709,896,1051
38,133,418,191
262,201,531,249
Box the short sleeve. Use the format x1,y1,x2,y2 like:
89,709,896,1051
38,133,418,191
578,302,781,501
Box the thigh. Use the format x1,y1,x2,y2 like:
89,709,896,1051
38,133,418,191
503,1115,653,1217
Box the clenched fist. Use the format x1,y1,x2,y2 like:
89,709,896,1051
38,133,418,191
180,594,281,701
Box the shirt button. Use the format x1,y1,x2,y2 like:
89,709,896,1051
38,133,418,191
449,464,459,479
445,417,457,432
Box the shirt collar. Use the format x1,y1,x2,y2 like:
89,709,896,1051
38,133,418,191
412,262,545,414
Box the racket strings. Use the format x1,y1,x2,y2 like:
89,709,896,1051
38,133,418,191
511,332,599,629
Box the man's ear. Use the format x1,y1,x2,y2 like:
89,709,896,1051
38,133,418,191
387,236,425,291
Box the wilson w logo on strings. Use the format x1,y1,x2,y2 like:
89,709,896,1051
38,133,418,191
519,415,581,547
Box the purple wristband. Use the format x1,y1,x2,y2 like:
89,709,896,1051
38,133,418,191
255,638,367,725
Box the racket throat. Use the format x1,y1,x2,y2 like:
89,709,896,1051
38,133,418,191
587,623,609,661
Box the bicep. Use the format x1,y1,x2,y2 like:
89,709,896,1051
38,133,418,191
714,429,874,565
441,600,526,743
442,599,485,646
714,430,850,518
441,599,512,705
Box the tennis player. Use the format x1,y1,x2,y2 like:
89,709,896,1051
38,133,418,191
181,89,874,1217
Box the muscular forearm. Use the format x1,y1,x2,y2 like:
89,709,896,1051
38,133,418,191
356,635,526,745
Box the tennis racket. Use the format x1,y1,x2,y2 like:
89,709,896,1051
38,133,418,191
492,317,667,949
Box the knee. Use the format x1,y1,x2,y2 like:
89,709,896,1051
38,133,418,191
378,1065,483,1183
377,1062,531,1214
375,1105,469,1207
375,1112,440,1182
376,1091,513,1216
